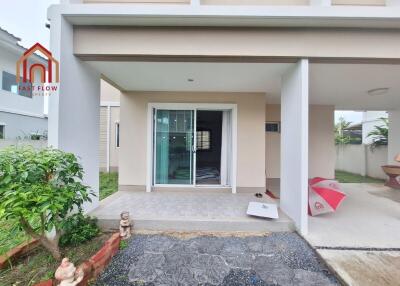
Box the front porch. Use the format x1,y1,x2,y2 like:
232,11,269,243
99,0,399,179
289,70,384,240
90,180,293,233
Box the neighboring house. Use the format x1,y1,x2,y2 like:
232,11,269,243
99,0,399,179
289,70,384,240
361,111,388,144
99,80,120,172
0,28,47,140
48,0,400,233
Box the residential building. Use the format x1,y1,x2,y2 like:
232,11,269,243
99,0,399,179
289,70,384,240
0,28,47,140
99,80,120,172
48,0,400,234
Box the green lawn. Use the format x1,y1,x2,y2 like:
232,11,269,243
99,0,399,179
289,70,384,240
335,170,385,184
0,172,118,256
99,172,118,200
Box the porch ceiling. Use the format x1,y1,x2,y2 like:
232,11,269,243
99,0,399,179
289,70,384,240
89,61,400,110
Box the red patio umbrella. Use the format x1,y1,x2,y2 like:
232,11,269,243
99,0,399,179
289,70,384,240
308,177,346,216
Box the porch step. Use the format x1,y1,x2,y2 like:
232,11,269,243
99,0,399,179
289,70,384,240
96,216,294,233
90,190,295,233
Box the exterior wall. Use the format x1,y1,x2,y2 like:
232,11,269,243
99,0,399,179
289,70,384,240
388,110,400,165
101,80,120,102
336,145,387,179
99,80,120,172
332,0,385,5
265,104,335,179
119,91,266,189
74,27,400,61
99,106,120,171
83,0,189,3
0,47,47,139
81,0,386,4
309,105,335,179
202,0,309,5
0,112,47,139
99,107,108,170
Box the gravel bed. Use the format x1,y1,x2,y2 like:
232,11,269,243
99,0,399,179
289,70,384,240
94,232,339,286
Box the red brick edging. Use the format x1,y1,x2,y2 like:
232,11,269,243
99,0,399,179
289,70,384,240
10,233,121,286
0,239,40,269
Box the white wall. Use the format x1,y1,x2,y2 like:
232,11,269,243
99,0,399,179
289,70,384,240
280,59,309,234
388,110,400,165
0,47,45,117
266,104,335,179
48,15,100,212
335,144,387,179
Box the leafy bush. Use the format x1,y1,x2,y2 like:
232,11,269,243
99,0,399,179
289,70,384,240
119,239,128,250
367,117,389,150
0,146,94,260
59,214,100,247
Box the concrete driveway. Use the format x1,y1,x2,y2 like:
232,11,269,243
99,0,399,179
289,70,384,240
94,232,339,286
305,183,400,286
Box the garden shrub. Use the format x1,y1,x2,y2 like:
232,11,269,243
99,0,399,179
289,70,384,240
59,213,100,247
0,146,94,260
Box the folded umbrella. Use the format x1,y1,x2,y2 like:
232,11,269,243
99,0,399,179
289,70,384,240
308,177,346,216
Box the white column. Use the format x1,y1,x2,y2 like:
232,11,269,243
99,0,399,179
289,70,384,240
388,110,400,164
48,13,100,212
280,59,309,235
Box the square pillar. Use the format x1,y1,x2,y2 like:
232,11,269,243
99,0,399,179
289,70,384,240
280,59,309,235
388,110,400,165
48,13,100,212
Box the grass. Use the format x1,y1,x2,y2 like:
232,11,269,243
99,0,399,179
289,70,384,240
0,234,109,286
0,221,30,256
335,170,385,184
99,172,118,200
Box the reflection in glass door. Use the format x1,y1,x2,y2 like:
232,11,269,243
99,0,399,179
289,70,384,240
154,110,194,185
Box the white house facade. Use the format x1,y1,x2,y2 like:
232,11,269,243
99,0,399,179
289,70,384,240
48,0,400,234
0,28,47,140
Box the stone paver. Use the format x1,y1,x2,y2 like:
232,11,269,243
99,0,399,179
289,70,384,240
94,233,339,286
317,250,400,286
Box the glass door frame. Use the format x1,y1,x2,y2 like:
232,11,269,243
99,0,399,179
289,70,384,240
146,103,238,193
153,108,196,187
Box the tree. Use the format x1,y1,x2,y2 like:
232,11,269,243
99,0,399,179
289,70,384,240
367,117,389,149
334,117,352,145
0,147,94,260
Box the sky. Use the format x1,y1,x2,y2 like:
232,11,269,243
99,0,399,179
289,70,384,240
0,0,59,49
335,111,363,124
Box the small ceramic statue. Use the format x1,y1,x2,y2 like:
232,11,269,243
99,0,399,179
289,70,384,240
119,211,132,239
55,258,84,286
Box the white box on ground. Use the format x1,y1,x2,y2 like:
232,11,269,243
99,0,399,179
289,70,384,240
247,202,279,219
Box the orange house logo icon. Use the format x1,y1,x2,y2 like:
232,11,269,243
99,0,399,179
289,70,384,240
16,42,59,85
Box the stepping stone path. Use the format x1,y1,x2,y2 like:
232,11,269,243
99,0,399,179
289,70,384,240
94,233,339,286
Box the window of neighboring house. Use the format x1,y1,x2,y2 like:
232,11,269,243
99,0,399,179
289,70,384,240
196,130,211,151
2,71,32,98
115,122,120,148
0,125,5,139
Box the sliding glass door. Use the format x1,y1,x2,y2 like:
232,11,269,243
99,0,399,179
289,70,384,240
154,109,194,185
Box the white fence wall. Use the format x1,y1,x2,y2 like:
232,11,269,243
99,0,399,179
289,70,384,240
0,139,48,149
336,145,387,179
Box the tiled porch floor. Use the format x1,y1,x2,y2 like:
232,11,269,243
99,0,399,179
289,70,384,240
89,189,294,233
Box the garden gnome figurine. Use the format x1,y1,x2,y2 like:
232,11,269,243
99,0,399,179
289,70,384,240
55,258,84,286
119,211,132,239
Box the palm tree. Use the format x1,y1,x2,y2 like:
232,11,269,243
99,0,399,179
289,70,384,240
367,118,388,149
